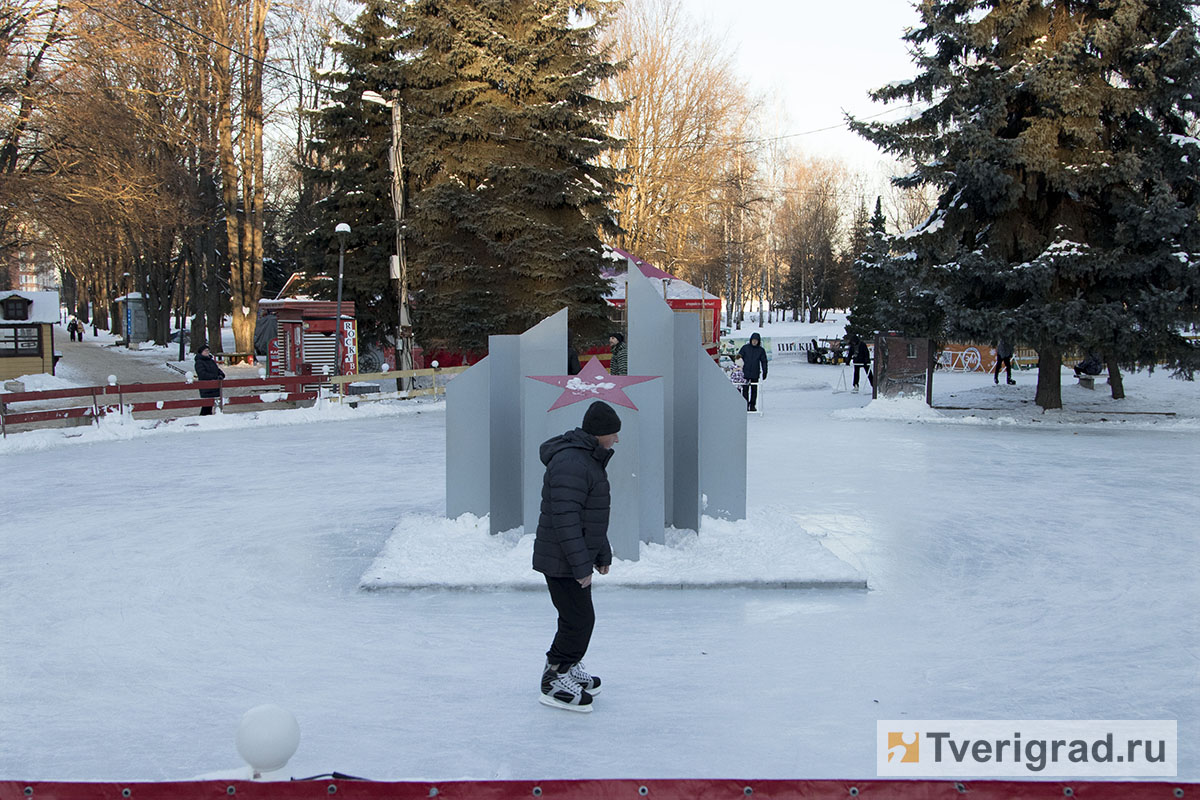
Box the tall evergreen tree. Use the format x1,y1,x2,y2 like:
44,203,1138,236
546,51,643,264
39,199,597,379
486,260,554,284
397,0,623,354
846,197,897,339
852,0,1200,409
302,0,404,349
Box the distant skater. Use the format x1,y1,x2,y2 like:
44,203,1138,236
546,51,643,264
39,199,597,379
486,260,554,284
194,344,225,416
994,337,1016,385
608,332,627,375
737,332,769,411
849,334,873,393
533,400,619,713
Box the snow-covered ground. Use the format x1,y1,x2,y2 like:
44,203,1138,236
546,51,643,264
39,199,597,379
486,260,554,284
1,318,1197,782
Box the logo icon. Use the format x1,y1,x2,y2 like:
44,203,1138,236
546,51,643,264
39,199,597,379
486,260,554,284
887,732,920,763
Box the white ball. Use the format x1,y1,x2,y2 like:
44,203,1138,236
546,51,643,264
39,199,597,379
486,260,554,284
381,363,390,373
236,704,300,773
107,375,117,385
431,360,439,369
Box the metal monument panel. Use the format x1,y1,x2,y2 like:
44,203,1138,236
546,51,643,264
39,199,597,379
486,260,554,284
699,350,747,521
445,356,490,518
444,266,747,564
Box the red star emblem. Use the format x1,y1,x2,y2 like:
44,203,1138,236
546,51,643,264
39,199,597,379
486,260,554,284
529,357,660,411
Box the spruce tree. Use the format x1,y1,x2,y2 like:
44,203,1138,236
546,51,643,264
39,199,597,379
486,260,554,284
302,0,404,350
852,0,1200,409
397,0,623,354
845,197,896,340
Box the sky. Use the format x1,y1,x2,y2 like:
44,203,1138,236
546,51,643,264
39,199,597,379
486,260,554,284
681,0,924,173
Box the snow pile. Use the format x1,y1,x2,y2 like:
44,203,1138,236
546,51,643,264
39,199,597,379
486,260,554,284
0,373,82,393
360,512,865,590
0,398,443,454
832,394,945,422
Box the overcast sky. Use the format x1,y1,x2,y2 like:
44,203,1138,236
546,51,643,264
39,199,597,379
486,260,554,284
681,0,923,173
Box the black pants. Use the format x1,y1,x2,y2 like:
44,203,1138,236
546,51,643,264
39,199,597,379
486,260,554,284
853,363,873,388
544,575,595,667
741,381,759,411
994,357,1012,382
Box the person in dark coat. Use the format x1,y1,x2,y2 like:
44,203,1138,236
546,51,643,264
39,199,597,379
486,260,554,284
849,334,873,393
608,332,627,375
533,400,619,713
194,344,225,416
994,337,1016,385
1074,353,1103,377
736,332,769,411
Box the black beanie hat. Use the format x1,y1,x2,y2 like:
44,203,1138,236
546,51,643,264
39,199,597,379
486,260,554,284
610,331,625,344
582,400,621,436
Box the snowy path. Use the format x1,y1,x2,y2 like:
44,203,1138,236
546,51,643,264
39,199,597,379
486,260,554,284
52,329,184,387
0,357,1197,781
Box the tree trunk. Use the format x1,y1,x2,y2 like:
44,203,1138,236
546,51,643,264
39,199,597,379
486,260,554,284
1106,357,1125,400
1035,342,1063,410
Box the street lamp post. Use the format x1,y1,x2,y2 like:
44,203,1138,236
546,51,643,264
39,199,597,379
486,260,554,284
363,89,414,391
122,272,131,347
335,223,350,380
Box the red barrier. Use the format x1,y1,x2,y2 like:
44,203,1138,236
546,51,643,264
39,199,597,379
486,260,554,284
0,779,1191,800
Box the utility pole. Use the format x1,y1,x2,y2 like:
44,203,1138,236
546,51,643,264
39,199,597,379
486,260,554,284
389,90,414,392
365,89,414,392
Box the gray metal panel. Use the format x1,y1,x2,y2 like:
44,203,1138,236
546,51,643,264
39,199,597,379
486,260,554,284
699,352,747,520
488,335,522,534
445,356,490,518
519,310,569,534
628,379,666,549
626,270,676,525
523,380,564,545
671,313,702,531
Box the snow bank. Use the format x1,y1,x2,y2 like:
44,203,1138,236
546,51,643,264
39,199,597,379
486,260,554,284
0,398,444,454
360,512,865,591
832,395,944,422
0,373,82,393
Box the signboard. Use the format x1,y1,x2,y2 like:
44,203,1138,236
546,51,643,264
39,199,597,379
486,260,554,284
339,319,358,375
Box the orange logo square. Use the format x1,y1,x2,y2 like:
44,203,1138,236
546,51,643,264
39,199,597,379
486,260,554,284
887,731,919,763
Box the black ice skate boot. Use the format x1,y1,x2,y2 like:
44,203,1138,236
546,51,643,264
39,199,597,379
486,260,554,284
540,661,593,712
567,661,602,695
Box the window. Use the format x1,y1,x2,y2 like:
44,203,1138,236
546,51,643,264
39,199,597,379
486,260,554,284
2,296,30,320
0,325,40,357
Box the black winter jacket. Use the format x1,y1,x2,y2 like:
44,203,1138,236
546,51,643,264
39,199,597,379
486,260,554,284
737,335,769,381
195,353,226,398
533,428,615,579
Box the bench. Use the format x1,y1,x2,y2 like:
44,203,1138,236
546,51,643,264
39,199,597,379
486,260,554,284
1077,372,1106,390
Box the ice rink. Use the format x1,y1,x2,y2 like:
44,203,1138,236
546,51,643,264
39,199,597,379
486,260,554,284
1,354,1196,780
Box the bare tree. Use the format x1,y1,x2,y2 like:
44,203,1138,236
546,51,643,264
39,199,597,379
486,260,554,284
599,0,752,281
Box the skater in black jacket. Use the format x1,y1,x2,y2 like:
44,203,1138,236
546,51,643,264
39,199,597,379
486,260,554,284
737,332,768,411
194,344,225,416
533,400,619,712
849,334,873,393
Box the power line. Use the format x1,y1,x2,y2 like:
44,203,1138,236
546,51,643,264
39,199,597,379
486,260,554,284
82,0,916,152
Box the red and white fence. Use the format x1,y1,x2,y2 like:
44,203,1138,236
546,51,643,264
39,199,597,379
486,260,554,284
0,376,320,437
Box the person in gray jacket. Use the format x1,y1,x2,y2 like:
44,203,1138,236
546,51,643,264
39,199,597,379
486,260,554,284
533,400,619,712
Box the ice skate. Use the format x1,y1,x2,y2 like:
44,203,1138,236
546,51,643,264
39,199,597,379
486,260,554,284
540,661,593,712
1007,378,1016,385
568,661,601,695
